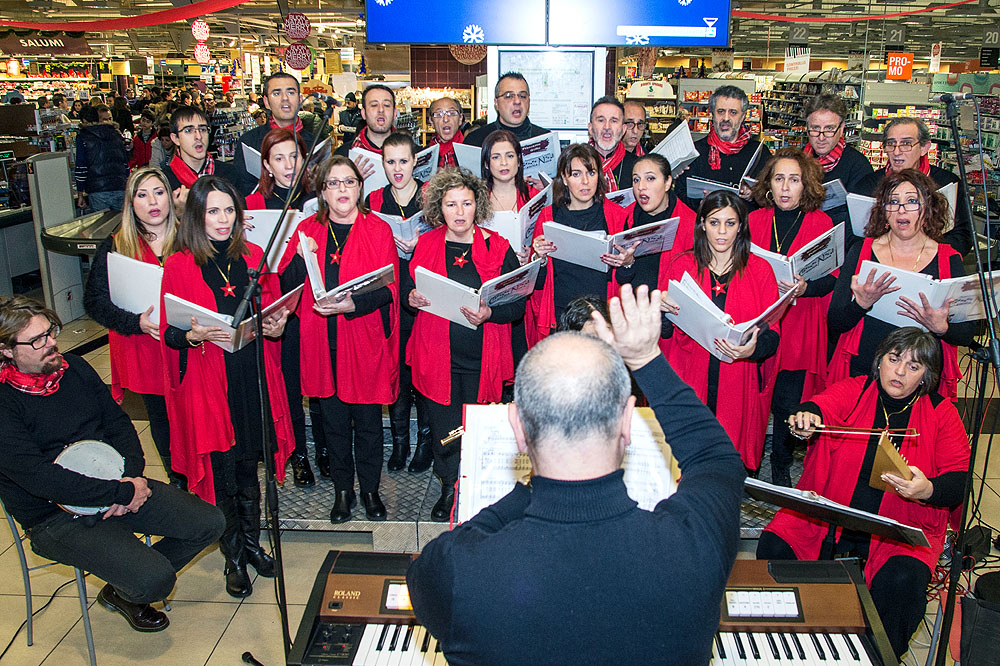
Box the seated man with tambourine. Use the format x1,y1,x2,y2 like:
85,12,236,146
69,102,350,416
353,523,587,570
0,296,224,633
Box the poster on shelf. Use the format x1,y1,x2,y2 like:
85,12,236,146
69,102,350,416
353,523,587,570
784,47,810,74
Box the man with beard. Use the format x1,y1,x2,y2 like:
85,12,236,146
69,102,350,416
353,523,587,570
675,85,770,209
0,296,223,633
623,100,651,157
464,72,548,147
428,96,466,168
164,105,237,215
588,96,638,191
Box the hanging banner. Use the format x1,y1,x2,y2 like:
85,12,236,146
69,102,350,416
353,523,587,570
930,43,942,73
784,47,810,74
886,52,914,80
848,49,866,70
283,12,311,41
0,32,92,55
191,18,210,41
1,0,244,30
284,42,312,71
194,43,211,65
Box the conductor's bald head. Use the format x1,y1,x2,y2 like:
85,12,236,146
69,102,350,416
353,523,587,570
512,332,632,458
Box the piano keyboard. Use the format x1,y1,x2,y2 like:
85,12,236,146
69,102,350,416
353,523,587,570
711,630,874,665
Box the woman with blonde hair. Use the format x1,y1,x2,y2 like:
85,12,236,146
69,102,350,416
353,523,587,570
84,166,182,486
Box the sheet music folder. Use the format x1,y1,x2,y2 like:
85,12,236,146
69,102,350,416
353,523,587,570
744,478,929,548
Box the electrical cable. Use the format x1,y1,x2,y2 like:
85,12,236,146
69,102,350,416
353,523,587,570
0,576,81,661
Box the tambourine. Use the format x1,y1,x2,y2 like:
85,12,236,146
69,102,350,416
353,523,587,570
53,440,126,516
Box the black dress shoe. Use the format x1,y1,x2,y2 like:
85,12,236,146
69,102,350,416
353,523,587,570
289,453,315,487
316,455,331,479
431,483,456,523
97,584,169,632
361,491,387,520
225,565,252,598
387,443,410,472
246,544,276,577
330,489,356,524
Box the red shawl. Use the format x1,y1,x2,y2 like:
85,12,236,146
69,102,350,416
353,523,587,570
707,124,752,171
407,225,513,405
169,152,214,189
270,116,303,134
159,243,294,504
108,236,165,402
433,129,465,168
749,207,836,402
524,200,629,347
277,212,399,404
618,197,697,298
827,237,962,400
352,127,385,154
245,192,267,210
660,253,780,470
591,139,628,190
804,138,845,172
764,376,970,583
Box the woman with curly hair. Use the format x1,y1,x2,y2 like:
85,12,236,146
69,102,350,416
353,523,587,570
749,148,837,486
405,167,526,521
827,169,975,399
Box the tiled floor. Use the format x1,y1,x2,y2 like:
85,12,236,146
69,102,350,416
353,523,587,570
1,316,998,665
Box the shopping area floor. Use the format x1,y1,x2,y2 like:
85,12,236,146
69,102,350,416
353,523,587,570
2,316,999,665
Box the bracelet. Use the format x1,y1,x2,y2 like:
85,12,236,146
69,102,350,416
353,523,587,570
186,331,203,348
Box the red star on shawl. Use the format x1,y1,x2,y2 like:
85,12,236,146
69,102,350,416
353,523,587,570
329,252,341,265
221,281,236,297
453,253,469,268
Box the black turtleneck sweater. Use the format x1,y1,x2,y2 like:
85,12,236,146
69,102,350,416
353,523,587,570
769,207,836,298
407,354,745,666
464,117,549,147
536,201,614,315
615,193,680,291
261,184,309,211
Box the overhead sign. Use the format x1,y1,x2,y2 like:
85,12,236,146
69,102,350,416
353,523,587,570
788,24,809,46
0,32,92,55
985,27,1000,48
886,52,914,80
191,18,210,41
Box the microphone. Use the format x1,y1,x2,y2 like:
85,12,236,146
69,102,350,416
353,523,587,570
931,92,975,103
241,652,265,666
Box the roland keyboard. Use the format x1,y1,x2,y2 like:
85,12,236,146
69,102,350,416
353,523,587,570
287,552,894,666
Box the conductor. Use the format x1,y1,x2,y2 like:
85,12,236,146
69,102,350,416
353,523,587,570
406,285,746,665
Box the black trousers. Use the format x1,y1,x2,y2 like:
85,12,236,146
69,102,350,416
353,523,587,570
27,480,224,604
422,372,480,484
281,320,324,458
769,369,807,472
319,393,383,494
757,531,931,660
139,393,171,470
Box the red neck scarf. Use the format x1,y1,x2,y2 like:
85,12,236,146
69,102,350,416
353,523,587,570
887,153,932,176
169,152,215,189
804,137,845,172
434,129,465,168
352,127,386,154
0,357,69,396
707,124,752,170
270,115,304,134
591,139,627,190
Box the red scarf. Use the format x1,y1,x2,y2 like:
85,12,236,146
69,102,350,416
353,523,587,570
434,129,465,168
804,137,845,172
632,143,645,158
0,357,68,396
352,127,386,154
169,152,215,189
707,124,752,171
270,116,304,134
591,139,627,190
887,153,932,176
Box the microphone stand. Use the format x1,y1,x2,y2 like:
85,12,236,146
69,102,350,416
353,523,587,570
232,99,335,661
934,96,1000,666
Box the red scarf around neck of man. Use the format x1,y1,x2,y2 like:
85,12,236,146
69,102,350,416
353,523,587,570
270,115,304,134
0,357,69,396
169,152,215,189
707,124,752,170
435,129,465,168
888,153,932,176
591,138,627,190
804,137,845,172
352,127,388,154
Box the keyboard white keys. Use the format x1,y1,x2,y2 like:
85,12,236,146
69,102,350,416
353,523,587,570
841,633,873,666
401,625,425,666
353,623,382,666
385,624,409,666
374,624,398,666
723,632,748,666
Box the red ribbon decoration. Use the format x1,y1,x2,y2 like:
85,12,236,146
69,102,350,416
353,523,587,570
733,0,976,22
0,0,244,30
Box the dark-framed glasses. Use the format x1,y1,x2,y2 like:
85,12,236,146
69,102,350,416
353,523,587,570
624,120,647,130
806,121,843,138
883,200,922,212
14,323,60,350
324,177,359,189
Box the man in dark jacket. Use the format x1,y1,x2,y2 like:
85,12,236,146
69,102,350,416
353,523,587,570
74,105,129,212
463,72,549,147
338,92,362,146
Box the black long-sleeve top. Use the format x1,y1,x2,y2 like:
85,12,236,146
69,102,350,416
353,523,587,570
83,236,146,337
828,242,975,378
675,136,771,210
826,144,875,249
0,355,144,528
770,207,836,298
406,354,746,666
536,202,615,314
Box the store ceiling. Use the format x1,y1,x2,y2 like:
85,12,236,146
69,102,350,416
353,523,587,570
0,0,997,64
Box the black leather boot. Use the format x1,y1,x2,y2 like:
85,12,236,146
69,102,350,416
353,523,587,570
407,407,433,473
431,481,456,523
330,489,356,524
288,452,315,487
237,487,276,578
217,495,252,598
387,400,411,472
310,398,330,479
361,491,387,520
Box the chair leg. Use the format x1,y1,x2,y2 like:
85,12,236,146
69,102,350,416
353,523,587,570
8,520,34,646
74,568,96,666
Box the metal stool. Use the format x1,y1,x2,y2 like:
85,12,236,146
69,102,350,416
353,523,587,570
3,509,97,666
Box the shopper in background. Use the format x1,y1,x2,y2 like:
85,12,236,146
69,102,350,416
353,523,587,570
803,93,873,245
588,96,637,191
855,117,972,256
405,168,526,522
164,105,237,214
623,100,650,157
463,72,549,147
675,85,771,209
112,95,135,135
69,98,84,120
203,93,223,156
298,98,331,140
233,72,313,195
74,105,129,213
148,116,174,173
252,109,267,126
748,148,836,486
428,97,466,169
828,169,975,400
337,91,362,146
129,109,157,170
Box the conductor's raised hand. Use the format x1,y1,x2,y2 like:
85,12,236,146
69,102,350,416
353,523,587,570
351,154,376,180
851,268,899,310
592,284,662,371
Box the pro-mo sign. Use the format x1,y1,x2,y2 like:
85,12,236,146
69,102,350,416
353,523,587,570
887,52,914,80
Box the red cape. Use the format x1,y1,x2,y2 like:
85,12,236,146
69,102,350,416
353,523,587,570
407,226,513,405
278,212,399,403
749,207,835,401
245,192,266,210
828,237,962,399
660,253,780,470
108,237,165,401
618,197,697,295
524,200,629,347
159,243,294,504
764,376,970,582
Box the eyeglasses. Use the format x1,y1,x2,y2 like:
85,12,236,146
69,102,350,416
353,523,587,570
179,124,210,136
807,121,843,138
498,91,530,101
624,120,646,130
431,109,461,119
883,200,923,212
885,140,919,153
324,177,359,189
13,323,60,350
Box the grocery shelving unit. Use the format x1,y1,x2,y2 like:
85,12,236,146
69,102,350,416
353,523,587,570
858,82,942,171
762,69,861,150
676,77,759,140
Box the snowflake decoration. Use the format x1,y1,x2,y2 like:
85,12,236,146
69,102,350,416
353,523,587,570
374,0,392,5
625,34,650,45
678,0,693,5
463,24,485,44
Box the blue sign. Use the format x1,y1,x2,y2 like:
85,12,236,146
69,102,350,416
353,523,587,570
160,60,166,66
365,0,545,45
548,0,732,47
